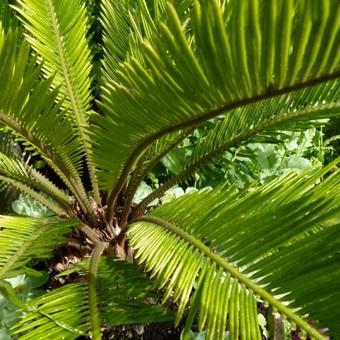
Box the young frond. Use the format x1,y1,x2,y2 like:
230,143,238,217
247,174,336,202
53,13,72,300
15,0,99,199
128,163,340,339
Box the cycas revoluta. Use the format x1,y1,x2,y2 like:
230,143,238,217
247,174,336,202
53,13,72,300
0,0,340,339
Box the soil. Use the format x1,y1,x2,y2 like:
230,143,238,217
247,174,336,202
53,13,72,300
101,323,182,340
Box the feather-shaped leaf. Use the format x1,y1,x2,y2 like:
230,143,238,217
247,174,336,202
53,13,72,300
0,26,84,188
135,80,340,208
0,25,96,221
93,0,340,192
11,256,172,339
101,0,191,82
0,216,78,279
101,0,135,82
15,0,93,116
187,80,340,170
15,0,99,198
0,152,73,216
128,163,340,339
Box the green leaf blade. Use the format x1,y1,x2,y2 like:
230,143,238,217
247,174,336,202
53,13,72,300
0,216,78,280
128,165,340,339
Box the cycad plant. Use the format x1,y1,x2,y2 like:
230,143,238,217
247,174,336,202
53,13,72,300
0,0,340,339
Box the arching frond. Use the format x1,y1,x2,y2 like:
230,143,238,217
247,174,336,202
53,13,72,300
10,256,172,339
15,0,99,199
93,0,340,198
0,152,74,216
0,26,96,222
187,80,340,170
128,163,340,339
119,129,192,224
0,216,78,280
0,28,81,171
135,80,340,209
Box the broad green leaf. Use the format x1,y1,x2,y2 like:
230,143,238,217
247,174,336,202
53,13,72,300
11,193,54,217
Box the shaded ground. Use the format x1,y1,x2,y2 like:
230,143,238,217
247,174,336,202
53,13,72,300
102,323,182,340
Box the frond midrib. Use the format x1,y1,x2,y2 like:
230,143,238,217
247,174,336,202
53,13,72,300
88,241,106,340
9,282,88,337
0,221,50,279
0,175,65,216
136,216,325,340
46,0,99,200
133,101,340,211
0,110,96,222
107,70,340,218
46,0,87,129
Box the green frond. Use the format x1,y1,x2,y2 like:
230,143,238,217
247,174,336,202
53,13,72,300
120,129,191,221
0,0,18,31
128,163,340,339
135,80,340,208
0,28,81,170
101,0,191,82
0,27,80,182
0,152,74,216
93,0,340,196
0,216,78,280
188,80,340,170
15,0,99,199
101,0,135,82
11,256,172,339
14,0,93,115
0,26,96,221
11,282,88,339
